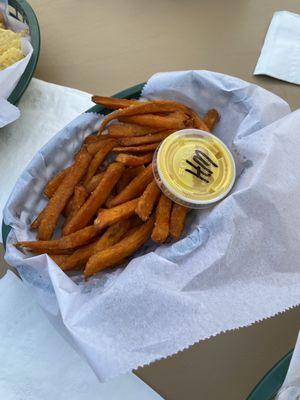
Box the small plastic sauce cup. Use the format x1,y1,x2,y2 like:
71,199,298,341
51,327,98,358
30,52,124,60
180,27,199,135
152,129,236,209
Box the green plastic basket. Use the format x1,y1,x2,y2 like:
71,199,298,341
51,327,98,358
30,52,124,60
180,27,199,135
246,350,293,400
6,0,40,105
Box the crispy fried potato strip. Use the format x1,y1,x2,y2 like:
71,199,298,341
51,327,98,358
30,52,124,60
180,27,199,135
84,139,117,184
116,153,153,167
94,198,139,230
98,100,190,133
92,96,137,109
84,217,154,277
203,108,220,131
16,225,100,251
113,143,159,153
37,149,92,240
116,166,144,193
108,123,159,138
169,203,188,240
44,166,72,198
135,180,161,221
151,193,172,243
119,111,187,130
63,162,124,235
117,130,173,146
108,164,153,207
61,219,131,271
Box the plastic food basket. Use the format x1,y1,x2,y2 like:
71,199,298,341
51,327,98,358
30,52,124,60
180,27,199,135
6,0,40,104
246,350,293,400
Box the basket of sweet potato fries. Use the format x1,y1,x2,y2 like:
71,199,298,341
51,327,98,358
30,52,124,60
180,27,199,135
14,95,220,278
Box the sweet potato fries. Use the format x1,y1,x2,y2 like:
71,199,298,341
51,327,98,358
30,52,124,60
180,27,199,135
16,95,220,278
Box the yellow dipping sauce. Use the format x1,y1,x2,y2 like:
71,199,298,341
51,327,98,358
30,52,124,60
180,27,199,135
153,129,236,208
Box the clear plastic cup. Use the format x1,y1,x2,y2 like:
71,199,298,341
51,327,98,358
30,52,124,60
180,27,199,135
152,129,236,209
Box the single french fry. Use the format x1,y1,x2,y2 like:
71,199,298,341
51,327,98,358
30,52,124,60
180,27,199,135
84,216,154,277
98,100,190,133
63,186,89,227
116,153,153,167
63,162,124,235
49,254,70,266
92,96,137,109
86,137,115,156
17,225,100,251
84,139,116,184
84,135,100,144
94,198,139,229
61,219,131,271
37,148,92,240
119,111,187,130
169,203,188,240
84,172,105,193
108,123,159,138
29,248,74,255
113,143,159,153
44,166,72,198
151,193,172,243
135,180,161,221
108,164,153,207
203,109,220,131
189,110,209,131
31,210,45,229
117,130,173,146
116,166,145,193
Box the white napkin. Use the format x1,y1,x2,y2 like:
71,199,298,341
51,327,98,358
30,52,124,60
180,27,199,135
0,97,20,127
254,11,300,84
0,77,94,241
0,270,162,400
276,334,300,399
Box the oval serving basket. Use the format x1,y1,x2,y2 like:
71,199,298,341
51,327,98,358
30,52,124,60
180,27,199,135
6,0,40,105
246,350,293,400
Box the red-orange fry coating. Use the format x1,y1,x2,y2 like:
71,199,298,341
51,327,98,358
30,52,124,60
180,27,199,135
63,162,124,235
116,153,153,167
61,219,131,271
151,193,172,243
169,203,188,240
84,139,117,185
92,96,137,109
43,166,72,198
203,108,220,131
135,180,161,221
63,186,89,227
119,111,187,130
50,254,70,266
85,137,114,156
37,148,92,240
98,100,189,133
108,123,159,138
16,225,100,251
84,172,105,193
94,198,139,229
116,166,145,193
113,143,159,154
84,216,154,277
189,110,209,131
117,130,173,146
108,164,153,207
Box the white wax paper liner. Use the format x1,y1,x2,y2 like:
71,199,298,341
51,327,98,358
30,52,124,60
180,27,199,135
5,70,300,382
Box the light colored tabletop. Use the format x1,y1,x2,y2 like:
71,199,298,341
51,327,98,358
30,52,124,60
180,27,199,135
2,0,300,398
